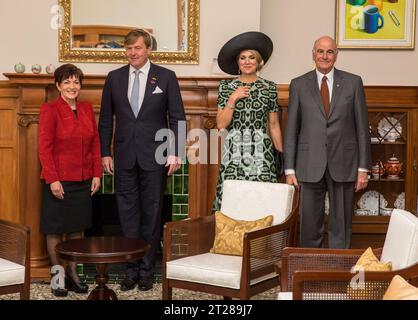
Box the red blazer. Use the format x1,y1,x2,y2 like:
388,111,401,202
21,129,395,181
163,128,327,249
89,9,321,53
39,96,102,184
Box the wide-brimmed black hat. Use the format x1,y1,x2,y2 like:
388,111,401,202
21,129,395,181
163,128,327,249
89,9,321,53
217,31,273,75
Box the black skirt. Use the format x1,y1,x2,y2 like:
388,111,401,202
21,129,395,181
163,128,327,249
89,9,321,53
40,179,92,234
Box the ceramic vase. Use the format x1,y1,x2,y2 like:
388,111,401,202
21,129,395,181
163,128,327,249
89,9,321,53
14,62,26,73
46,64,56,74
31,64,42,74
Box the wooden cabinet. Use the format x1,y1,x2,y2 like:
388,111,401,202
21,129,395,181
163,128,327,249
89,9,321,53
351,106,418,248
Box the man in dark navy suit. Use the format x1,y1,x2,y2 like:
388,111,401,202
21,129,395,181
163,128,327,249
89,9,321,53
99,29,186,291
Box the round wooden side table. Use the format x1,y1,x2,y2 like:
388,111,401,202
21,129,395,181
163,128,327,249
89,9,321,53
56,236,149,300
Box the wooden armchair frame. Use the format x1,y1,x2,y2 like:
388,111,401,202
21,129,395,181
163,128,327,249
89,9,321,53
0,219,30,300
162,188,299,300
281,247,418,300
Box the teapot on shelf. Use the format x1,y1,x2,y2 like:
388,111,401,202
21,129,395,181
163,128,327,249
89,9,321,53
384,154,403,179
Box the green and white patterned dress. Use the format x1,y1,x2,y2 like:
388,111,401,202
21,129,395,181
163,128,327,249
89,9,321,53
212,77,280,211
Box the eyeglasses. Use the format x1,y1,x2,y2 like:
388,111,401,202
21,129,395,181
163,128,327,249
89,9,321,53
314,49,337,56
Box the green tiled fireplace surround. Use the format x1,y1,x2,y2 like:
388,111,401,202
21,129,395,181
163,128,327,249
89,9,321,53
165,163,189,221
98,163,189,221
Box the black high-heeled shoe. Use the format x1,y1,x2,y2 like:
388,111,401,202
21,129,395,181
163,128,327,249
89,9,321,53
65,273,88,294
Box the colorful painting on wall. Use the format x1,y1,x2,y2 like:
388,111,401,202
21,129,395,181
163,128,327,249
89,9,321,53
336,0,416,49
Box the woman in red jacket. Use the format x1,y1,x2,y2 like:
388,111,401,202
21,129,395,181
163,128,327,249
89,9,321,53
38,64,102,297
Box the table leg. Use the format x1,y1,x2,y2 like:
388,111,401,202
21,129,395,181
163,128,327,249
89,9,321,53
87,264,118,300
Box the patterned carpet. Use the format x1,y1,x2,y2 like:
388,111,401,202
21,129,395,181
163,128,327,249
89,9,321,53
0,281,279,300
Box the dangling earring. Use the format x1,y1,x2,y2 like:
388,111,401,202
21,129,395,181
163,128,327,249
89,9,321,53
238,68,241,75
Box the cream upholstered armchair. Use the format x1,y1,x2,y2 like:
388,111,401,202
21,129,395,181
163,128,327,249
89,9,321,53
0,219,30,300
162,180,299,300
279,209,418,300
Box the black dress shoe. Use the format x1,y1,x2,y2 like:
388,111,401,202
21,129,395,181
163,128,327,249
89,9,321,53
138,278,153,291
65,273,88,294
51,287,68,297
120,277,138,291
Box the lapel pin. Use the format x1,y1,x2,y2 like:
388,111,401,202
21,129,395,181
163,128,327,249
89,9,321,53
150,76,157,85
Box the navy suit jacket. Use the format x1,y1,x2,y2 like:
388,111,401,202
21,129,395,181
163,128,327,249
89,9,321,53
99,63,186,171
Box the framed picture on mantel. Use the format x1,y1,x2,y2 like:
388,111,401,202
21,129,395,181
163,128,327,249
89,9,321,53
336,0,416,49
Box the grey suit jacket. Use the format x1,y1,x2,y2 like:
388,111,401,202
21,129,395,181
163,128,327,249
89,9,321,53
284,69,371,183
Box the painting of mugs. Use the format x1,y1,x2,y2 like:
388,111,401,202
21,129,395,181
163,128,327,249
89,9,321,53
336,0,415,48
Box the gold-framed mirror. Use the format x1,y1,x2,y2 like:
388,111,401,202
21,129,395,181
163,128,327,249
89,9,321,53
58,0,199,64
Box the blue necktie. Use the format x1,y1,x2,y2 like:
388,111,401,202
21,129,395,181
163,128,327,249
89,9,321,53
130,70,140,117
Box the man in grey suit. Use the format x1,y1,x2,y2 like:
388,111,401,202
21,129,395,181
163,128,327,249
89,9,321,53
284,36,371,249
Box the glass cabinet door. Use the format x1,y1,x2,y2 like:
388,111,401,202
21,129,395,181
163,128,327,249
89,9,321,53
354,111,407,218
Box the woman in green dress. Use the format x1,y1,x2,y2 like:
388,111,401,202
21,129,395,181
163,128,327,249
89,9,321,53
213,32,283,211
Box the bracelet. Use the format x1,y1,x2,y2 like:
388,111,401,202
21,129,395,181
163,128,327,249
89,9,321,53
226,104,235,110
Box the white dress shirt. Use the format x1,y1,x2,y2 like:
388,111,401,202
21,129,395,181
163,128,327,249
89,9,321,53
285,67,367,176
128,60,150,113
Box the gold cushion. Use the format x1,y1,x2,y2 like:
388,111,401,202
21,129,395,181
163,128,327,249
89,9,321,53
347,247,392,300
352,247,392,272
383,275,418,300
210,211,273,256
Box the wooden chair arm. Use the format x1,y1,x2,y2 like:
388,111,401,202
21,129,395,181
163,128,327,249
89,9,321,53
281,246,386,292
281,247,377,291
164,216,211,229
283,246,380,256
292,263,418,300
163,215,215,263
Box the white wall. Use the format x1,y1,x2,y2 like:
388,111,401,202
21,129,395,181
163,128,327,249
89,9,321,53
0,0,58,79
172,0,261,75
0,0,260,80
2,0,418,84
261,0,418,85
